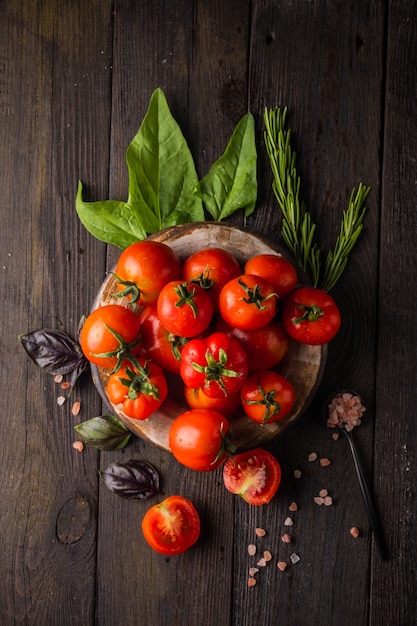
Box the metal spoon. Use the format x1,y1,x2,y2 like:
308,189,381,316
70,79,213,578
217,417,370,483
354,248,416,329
326,391,388,560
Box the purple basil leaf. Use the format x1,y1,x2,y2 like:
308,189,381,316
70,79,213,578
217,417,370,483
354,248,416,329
19,328,88,376
100,459,161,500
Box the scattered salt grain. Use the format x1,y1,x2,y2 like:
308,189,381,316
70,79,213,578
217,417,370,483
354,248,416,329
277,561,288,571
323,496,333,506
320,458,332,467
281,533,292,543
248,544,256,556
288,501,298,512
293,469,302,478
308,452,318,462
54,374,63,384
350,526,360,538
263,551,272,562
72,441,84,452
57,396,66,406
247,577,257,588
249,567,259,576
332,432,340,440
314,496,324,505
290,553,300,564
284,517,293,526
61,381,71,390
71,401,81,416
255,527,266,537
319,488,328,497
257,557,267,567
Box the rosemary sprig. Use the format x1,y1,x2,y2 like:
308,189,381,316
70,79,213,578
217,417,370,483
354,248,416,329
263,106,370,291
263,107,321,287
321,183,370,292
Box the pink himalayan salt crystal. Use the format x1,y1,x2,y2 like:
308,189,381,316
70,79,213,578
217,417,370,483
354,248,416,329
327,391,366,431
277,561,288,571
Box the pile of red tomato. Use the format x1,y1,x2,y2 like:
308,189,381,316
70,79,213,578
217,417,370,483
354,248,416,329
79,239,341,554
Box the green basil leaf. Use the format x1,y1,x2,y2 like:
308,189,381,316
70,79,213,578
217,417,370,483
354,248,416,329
75,182,147,249
125,88,204,232
74,414,131,451
194,113,257,220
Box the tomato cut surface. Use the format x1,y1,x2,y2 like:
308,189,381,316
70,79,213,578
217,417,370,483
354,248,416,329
223,448,281,505
141,495,200,555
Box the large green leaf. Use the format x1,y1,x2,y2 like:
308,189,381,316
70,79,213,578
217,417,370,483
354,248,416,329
194,113,257,220
126,88,204,232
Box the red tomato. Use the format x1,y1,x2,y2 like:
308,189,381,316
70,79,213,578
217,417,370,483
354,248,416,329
183,386,241,417
79,304,141,370
244,254,298,299
106,358,168,420
182,247,241,310
113,240,181,306
138,305,188,374
215,317,289,372
157,280,213,338
179,332,248,398
223,448,281,505
218,274,277,330
169,408,233,471
142,495,200,555
282,287,341,345
240,370,295,425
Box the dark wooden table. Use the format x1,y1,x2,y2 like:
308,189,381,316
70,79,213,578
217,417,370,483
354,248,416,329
2,1,416,624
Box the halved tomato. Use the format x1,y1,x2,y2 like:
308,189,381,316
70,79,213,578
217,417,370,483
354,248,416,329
223,448,281,505
141,495,201,555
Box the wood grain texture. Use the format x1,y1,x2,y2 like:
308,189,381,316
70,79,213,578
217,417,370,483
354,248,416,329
1,0,417,624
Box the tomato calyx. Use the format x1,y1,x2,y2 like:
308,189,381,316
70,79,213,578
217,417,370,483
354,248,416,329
242,380,281,425
167,333,189,361
189,265,214,290
91,324,141,373
211,421,236,467
190,348,241,396
237,278,276,310
118,359,160,401
110,272,142,308
173,282,199,318
293,303,324,324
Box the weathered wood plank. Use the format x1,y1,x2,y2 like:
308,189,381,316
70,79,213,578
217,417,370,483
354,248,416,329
2,1,113,623
372,1,417,624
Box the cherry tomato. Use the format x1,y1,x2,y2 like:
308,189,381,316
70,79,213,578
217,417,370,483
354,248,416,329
183,386,241,417
157,280,213,338
113,240,181,306
282,287,341,345
215,317,289,372
182,247,241,310
79,304,141,370
244,254,298,299
223,448,281,505
142,495,200,555
138,305,188,374
179,332,248,398
218,274,277,330
106,358,168,420
240,370,295,425
169,408,233,471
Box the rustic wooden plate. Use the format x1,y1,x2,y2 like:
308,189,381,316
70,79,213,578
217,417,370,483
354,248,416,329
90,222,327,452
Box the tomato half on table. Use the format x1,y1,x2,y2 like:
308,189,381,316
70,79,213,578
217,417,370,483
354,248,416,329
182,247,242,310
142,495,201,555
157,280,213,338
79,304,141,371
223,448,281,505
218,274,277,330
244,254,298,299
282,287,341,345
240,370,295,425
169,408,233,471
113,240,181,307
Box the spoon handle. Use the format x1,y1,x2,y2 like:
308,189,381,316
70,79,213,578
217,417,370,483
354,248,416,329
343,429,388,560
